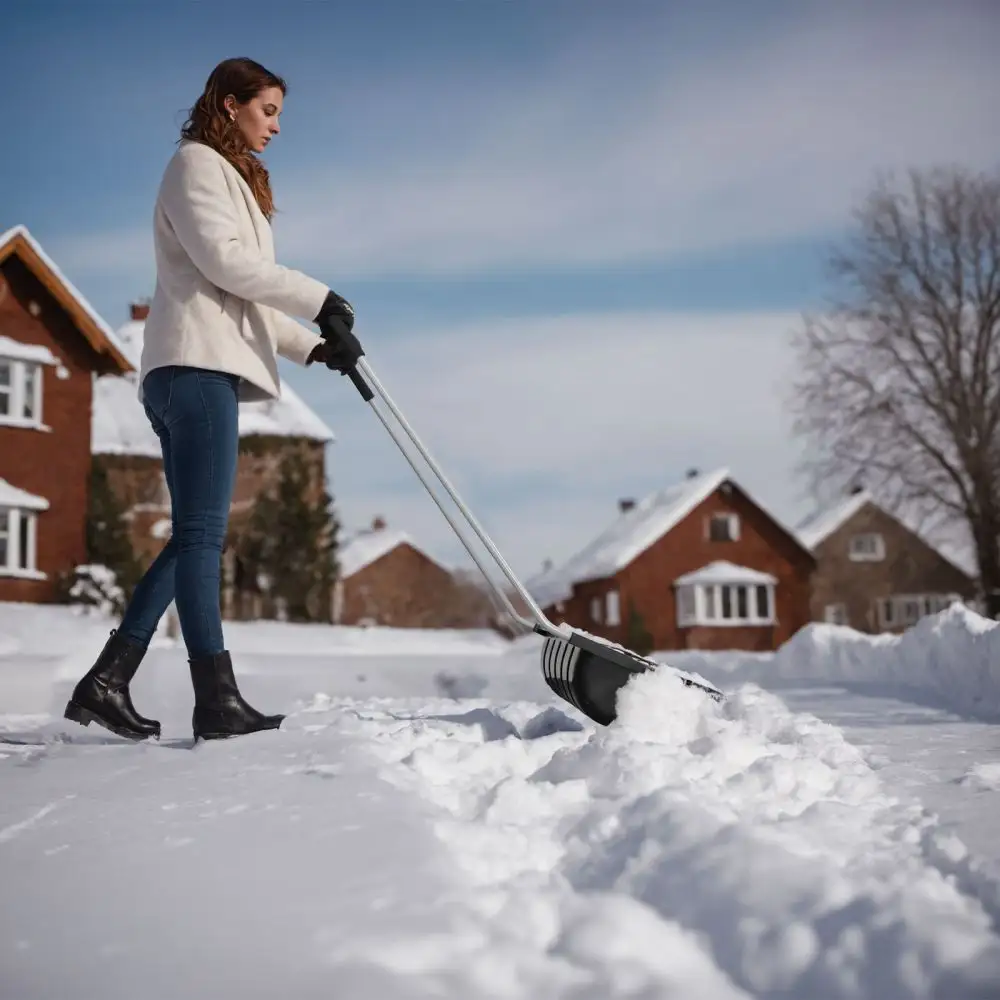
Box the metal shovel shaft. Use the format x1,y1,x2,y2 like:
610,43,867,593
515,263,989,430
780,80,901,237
347,357,563,637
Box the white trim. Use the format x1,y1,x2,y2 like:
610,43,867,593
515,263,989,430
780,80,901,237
848,532,885,562
0,356,46,430
605,589,621,626
0,506,42,576
877,592,962,629
0,336,59,367
824,602,848,625
676,579,776,627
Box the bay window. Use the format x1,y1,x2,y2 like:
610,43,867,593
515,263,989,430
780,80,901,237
0,477,48,579
675,561,777,627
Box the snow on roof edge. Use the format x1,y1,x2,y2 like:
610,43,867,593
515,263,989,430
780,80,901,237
796,489,873,550
0,225,133,371
0,477,50,511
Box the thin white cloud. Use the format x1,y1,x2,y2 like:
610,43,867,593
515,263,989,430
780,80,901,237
52,3,1000,283
295,309,809,579
273,2,1000,277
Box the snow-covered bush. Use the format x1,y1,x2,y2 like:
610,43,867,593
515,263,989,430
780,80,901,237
60,563,126,617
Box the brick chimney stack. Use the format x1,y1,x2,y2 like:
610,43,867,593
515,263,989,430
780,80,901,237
371,515,386,531
130,301,150,321
618,498,635,514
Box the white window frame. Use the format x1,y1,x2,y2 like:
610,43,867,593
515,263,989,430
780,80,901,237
605,589,621,626
0,355,46,429
676,579,775,627
589,596,602,623
848,532,885,562
707,512,740,542
877,592,961,629
0,507,44,579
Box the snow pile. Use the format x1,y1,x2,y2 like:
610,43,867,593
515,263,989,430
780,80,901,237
960,764,1000,793
664,604,1000,720
343,670,1000,998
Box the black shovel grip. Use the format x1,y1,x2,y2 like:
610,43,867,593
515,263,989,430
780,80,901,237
347,366,374,401
321,315,373,401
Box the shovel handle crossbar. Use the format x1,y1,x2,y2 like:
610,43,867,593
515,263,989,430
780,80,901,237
345,358,568,640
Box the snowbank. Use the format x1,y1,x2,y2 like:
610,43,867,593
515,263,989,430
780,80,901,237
661,604,1000,721
345,670,1000,998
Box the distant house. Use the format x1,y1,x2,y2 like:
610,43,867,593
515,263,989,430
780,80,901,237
333,516,496,629
796,486,976,632
0,225,133,603
527,468,816,652
92,301,337,620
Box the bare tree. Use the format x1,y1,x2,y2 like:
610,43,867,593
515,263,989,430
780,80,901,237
789,166,1000,618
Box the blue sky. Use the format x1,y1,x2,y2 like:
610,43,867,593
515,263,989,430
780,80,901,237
4,0,999,578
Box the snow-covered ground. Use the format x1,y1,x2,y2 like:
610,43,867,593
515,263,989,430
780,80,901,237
2,602,1000,998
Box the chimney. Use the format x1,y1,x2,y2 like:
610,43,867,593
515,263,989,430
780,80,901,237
371,515,386,531
130,300,150,321
618,498,635,514
850,483,865,495
686,467,700,479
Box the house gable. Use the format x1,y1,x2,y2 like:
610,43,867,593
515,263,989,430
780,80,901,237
0,226,132,375
804,497,975,631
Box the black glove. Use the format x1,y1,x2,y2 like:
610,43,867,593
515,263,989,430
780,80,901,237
311,290,364,373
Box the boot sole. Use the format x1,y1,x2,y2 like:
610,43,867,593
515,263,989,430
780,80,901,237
64,700,160,742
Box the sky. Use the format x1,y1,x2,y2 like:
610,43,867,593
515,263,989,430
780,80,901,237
3,0,999,581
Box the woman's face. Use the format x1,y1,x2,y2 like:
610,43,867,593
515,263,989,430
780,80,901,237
226,86,283,153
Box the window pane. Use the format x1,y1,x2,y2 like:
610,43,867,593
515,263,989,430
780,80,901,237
704,586,716,619
721,586,732,619
756,585,769,618
0,363,9,417
22,366,36,420
18,514,30,570
0,510,8,567
0,362,10,386
736,585,748,619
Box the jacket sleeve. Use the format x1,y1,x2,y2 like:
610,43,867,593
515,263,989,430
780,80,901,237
272,311,324,366
159,143,330,321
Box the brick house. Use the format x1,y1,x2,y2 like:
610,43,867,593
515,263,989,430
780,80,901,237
333,516,497,629
0,225,133,603
795,486,976,632
93,302,336,620
527,468,816,652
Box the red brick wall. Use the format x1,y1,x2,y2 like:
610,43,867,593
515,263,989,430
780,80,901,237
550,482,814,652
0,256,100,603
340,543,485,628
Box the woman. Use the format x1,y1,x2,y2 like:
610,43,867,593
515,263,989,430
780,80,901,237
63,57,363,742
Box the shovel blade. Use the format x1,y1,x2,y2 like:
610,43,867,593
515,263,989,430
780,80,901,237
540,628,723,726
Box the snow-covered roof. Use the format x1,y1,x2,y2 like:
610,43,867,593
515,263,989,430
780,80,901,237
527,468,732,607
675,560,777,586
338,527,419,578
796,489,872,549
0,225,133,373
0,336,59,366
0,477,49,511
91,317,335,455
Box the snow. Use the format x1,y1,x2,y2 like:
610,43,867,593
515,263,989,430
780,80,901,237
675,560,777,585
0,225,133,368
0,477,49,511
2,601,1000,998
796,489,872,549
661,603,1000,722
91,317,335,456
0,335,58,366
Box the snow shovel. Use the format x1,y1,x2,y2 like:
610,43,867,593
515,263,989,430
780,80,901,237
333,353,724,725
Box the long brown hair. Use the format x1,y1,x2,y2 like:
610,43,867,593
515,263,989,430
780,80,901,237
180,57,286,219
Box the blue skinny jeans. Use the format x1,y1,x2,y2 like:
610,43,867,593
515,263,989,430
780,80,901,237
118,365,240,658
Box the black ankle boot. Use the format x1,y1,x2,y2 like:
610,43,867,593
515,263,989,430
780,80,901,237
64,629,161,741
188,650,284,741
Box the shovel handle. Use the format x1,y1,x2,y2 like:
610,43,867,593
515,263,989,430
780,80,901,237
346,366,373,401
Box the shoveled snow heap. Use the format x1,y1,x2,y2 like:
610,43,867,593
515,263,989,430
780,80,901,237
663,603,1000,720
339,670,1000,998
